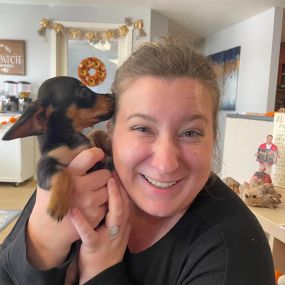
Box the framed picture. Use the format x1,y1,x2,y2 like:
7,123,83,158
208,46,241,111
0,40,25,75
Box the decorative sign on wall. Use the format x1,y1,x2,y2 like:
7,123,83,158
208,46,241,111
271,112,285,189
0,40,25,75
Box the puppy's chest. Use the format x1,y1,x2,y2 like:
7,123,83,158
39,129,92,169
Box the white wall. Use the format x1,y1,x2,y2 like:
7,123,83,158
0,3,169,174
202,7,283,114
0,3,152,98
150,10,169,41
201,7,283,166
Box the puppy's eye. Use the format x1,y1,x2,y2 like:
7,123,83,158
36,111,46,120
252,195,256,198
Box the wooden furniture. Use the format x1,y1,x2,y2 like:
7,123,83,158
249,187,285,273
276,42,285,110
277,43,285,88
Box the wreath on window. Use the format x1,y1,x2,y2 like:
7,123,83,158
78,57,106,87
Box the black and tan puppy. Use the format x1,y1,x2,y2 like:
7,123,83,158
2,76,115,221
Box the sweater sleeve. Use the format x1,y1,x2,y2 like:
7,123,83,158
0,191,74,285
0,221,73,285
84,262,133,285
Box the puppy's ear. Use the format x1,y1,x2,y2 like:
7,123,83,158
2,101,51,140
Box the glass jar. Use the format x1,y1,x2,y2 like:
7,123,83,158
3,81,18,97
17,81,31,99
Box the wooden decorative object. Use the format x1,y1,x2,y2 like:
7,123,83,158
0,40,25,75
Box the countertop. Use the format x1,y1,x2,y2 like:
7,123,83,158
227,113,274,121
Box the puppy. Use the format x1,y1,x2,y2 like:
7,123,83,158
2,76,115,221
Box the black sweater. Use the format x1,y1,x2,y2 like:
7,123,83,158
0,176,275,285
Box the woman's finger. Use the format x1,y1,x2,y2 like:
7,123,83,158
105,178,123,233
70,207,98,246
68,147,105,176
73,169,111,194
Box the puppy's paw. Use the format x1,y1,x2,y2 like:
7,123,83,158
47,170,72,222
47,197,70,222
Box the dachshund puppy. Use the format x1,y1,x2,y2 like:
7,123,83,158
2,76,115,221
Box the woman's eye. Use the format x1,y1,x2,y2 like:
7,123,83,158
131,126,151,133
180,129,203,138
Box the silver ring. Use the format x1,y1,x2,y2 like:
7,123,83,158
108,225,119,237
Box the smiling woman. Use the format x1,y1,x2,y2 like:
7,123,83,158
111,77,214,219
0,38,276,285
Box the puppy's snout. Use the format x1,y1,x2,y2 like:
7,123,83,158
98,94,115,119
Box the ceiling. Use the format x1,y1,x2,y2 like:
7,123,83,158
1,0,285,40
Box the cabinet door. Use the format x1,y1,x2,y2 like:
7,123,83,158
20,137,35,181
0,133,21,182
0,132,35,183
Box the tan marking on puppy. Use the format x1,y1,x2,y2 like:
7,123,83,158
48,144,90,166
47,169,72,221
66,96,113,131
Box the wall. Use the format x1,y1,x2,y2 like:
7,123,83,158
150,10,169,41
0,3,168,174
202,7,283,113
0,3,152,98
201,7,283,168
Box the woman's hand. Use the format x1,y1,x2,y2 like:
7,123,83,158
26,148,111,270
70,174,131,285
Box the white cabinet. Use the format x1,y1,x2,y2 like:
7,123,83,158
0,115,35,184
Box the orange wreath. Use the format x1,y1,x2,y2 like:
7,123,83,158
78,57,107,87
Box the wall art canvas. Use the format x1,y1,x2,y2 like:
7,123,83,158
208,46,241,111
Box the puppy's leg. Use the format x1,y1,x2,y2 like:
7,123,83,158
37,156,71,221
47,168,72,222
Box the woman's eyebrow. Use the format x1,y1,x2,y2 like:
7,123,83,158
181,114,209,123
126,113,209,123
126,113,157,123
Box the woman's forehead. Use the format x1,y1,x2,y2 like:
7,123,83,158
116,77,214,124
119,77,213,108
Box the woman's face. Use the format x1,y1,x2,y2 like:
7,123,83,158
111,76,214,218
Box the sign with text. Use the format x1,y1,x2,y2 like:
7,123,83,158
0,40,25,75
271,112,285,189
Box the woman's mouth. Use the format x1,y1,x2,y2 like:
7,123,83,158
143,175,177,189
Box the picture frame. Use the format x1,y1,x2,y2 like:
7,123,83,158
0,40,25,75
208,46,241,111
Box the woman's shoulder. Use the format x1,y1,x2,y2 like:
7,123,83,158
177,176,275,284
183,174,272,254
190,175,261,230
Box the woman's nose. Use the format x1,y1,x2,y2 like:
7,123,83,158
151,136,180,174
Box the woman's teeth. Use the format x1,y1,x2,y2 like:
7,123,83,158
144,175,177,189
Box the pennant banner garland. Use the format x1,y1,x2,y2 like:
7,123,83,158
38,17,147,43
